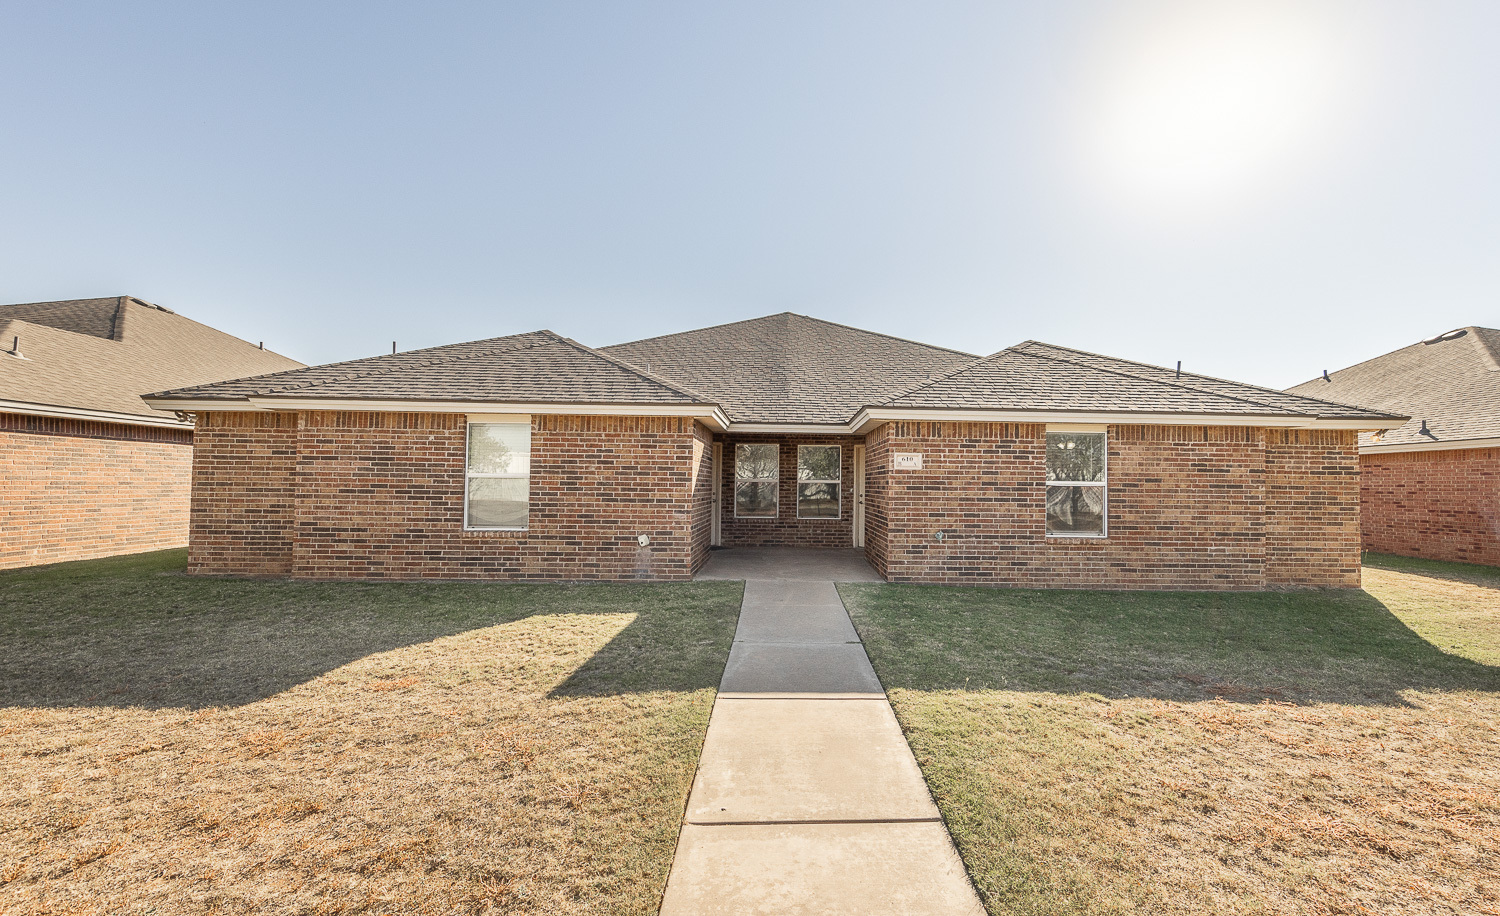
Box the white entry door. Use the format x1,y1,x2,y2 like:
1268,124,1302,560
852,445,865,548
711,442,723,547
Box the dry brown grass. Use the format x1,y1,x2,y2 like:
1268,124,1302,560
0,550,742,915
844,555,1500,915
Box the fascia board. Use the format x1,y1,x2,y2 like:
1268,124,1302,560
722,422,857,435
1361,436,1500,454
1,399,190,429
152,396,730,430
849,407,1399,435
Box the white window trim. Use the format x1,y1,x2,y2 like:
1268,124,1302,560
796,444,843,520
734,442,780,520
1045,429,1108,539
464,418,531,532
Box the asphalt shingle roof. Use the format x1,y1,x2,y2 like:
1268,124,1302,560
882,341,1401,421
142,312,1407,428
1286,327,1500,447
149,330,715,407
601,312,979,424
0,297,303,422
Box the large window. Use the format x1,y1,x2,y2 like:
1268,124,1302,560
466,421,530,530
797,445,841,519
735,443,779,518
1045,430,1106,537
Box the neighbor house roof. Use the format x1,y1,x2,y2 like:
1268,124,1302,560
601,312,978,425
0,296,304,427
1286,326,1500,450
145,312,1406,432
146,329,726,422
877,340,1401,422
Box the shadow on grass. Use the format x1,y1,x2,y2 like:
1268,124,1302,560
841,578,1500,707
0,549,742,710
1363,550,1500,588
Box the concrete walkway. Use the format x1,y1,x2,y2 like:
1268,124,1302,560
660,549,984,915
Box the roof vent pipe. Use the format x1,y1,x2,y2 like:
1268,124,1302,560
1323,369,1330,382
259,341,264,349
1175,360,1181,378
392,341,397,355
1419,419,1437,439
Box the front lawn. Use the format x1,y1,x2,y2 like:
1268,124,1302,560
0,550,742,916
843,555,1500,916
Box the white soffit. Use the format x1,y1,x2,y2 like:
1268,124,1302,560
1361,436,1500,454
0,398,191,429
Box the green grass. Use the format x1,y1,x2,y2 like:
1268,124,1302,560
0,549,743,915
843,558,1500,916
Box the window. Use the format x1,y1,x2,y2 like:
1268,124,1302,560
1046,431,1106,537
797,445,841,519
735,443,779,518
466,421,530,529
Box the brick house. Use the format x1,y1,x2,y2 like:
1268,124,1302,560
1287,326,1499,567
146,313,1402,588
1,297,302,569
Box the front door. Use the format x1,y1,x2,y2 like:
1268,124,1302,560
852,445,865,548
711,442,723,547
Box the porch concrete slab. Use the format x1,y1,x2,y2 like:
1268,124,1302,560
718,642,884,697
659,822,985,916
733,600,860,645
696,547,883,583
742,578,841,607
686,698,938,824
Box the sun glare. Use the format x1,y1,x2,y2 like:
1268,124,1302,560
1074,2,1362,217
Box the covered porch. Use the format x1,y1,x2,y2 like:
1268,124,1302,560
695,546,884,582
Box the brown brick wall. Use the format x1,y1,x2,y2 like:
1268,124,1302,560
717,434,863,548
187,411,703,580
188,411,300,576
1,412,194,569
1265,429,1362,587
689,422,715,572
863,424,891,577
866,422,1358,590
183,411,1367,588
1360,447,1500,567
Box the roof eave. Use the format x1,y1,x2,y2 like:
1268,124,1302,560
848,406,1404,435
2,398,192,429
1361,435,1500,454
144,394,731,431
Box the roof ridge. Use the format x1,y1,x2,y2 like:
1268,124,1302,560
1290,326,1500,388
779,312,980,359
604,311,978,359
871,349,992,406
253,335,557,395
1011,342,1348,417
118,296,296,357
602,312,796,350
1466,326,1500,371
152,332,554,398
540,332,721,404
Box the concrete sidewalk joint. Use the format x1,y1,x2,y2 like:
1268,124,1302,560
660,549,985,915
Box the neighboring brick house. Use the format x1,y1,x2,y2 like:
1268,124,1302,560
1288,326,1499,567
146,313,1402,589
1,297,302,569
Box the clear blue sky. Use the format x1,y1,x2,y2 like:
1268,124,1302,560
2,2,1495,389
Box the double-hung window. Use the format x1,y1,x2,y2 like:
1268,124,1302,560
735,443,779,518
796,445,841,519
465,420,530,530
1045,430,1106,537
